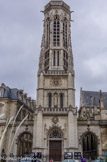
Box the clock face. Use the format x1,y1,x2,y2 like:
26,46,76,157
54,81,58,85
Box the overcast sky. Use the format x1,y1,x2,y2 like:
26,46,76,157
0,0,107,107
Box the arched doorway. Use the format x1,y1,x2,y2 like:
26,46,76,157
82,132,97,160
49,129,62,162
18,132,33,156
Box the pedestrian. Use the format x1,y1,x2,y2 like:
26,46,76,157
83,157,86,162
50,158,53,162
1,149,6,162
81,157,86,162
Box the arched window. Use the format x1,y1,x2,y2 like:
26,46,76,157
83,133,97,160
53,15,60,46
49,129,62,138
49,93,52,108
46,17,50,48
63,18,67,48
18,133,32,156
60,94,63,108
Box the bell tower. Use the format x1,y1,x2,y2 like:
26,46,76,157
33,0,78,161
37,0,75,108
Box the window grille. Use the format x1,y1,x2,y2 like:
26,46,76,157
53,16,60,46
49,130,62,138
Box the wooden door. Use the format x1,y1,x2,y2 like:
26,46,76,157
49,141,62,161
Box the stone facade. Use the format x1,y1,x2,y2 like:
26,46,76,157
78,89,107,159
33,1,78,161
0,83,35,156
0,0,107,161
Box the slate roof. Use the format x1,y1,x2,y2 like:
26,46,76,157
82,90,107,107
3,86,19,100
0,84,36,111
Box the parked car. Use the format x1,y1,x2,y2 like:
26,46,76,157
62,160,80,162
92,159,105,162
63,160,75,162
19,157,41,162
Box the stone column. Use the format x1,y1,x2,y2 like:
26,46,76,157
68,109,78,151
33,109,43,152
68,73,75,107
37,74,44,107
32,113,37,151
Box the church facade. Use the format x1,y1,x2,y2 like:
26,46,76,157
0,0,107,161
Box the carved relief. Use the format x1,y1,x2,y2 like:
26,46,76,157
50,77,61,87
52,116,59,125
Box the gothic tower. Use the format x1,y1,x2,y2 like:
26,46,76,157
33,0,78,161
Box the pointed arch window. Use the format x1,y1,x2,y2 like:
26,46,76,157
53,50,60,66
83,133,97,160
49,93,52,108
46,17,50,48
18,133,32,156
60,94,63,108
63,18,67,48
53,15,60,46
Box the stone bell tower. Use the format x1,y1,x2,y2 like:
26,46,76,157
33,0,78,161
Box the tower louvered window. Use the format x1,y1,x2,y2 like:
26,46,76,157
63,50,68,72
45,51,49,72
63,19,67,48
53,51,56,66
53,50,60,66
49,93,52,108
46,17,50,48
53,16,60,46
57,51,59,66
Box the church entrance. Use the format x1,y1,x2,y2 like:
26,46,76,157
48,129,62,162
82,132,97,160
49,141,62,161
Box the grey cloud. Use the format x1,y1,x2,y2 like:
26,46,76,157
0,0,107,107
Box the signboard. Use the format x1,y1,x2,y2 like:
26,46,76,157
64,152,73,159
74,152,81,159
